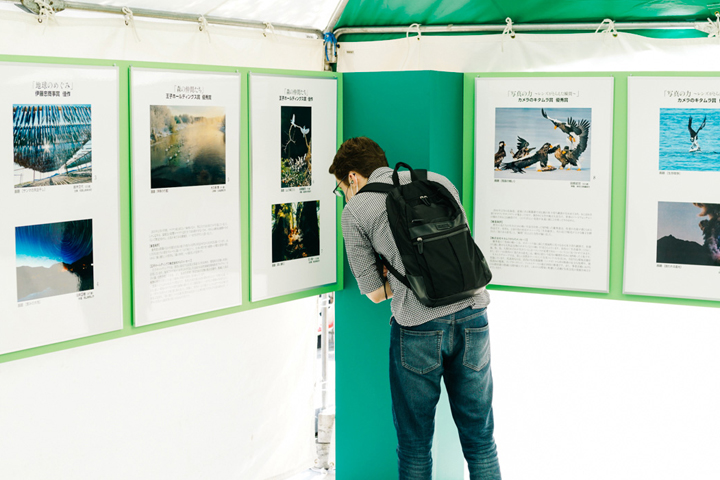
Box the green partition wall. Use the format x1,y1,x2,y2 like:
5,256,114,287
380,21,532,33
337,70,466,480
0,54,343,364
463,71,720,310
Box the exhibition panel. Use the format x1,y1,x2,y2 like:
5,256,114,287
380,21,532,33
249,74,338,301
474,76,614,293
131,68,243,326
0,63,123,354
625,76,720,301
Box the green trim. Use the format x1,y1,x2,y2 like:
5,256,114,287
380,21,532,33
0,54,343,364
463,71,720,309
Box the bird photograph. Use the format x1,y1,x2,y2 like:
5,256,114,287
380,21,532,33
494,107,592,180
541,108,582,144
658,108,720,172
494,141,506,170
688,115,706,152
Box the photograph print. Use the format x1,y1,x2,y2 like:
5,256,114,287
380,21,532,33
493,107,592,181
16,219,94,302
281,106,312,188
13,104,93,188
150,105,226,189
271,200,320,263
656,201,720,267
658,108,720,171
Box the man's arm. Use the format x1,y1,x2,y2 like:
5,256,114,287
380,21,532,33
366,279,393,303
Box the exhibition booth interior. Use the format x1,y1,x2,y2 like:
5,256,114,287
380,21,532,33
1,1,720,479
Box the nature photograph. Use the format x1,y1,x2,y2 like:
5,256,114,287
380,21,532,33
271,200,320,263
13,104,93,188
15,219,94,302
281,105,312,188
493,107,592,181
658,108,720,171
656,201,720,266
150,105,226,188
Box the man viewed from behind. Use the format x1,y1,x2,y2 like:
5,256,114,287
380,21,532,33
330,137,501,480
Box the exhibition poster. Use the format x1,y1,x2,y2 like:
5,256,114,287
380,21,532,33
474,76,614,292
249,74,337,301
624,77,720,301
0,63,123,354
131,68,242,326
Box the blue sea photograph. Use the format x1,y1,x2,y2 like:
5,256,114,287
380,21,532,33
493,107,592,181
15,219,94,302
658,108,720,171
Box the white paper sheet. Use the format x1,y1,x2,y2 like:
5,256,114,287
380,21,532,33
625,76,720,300
131,68,242,326
474,77,614,292
249,74,337,301
0,63,122,354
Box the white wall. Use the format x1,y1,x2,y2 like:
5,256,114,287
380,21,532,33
490,291,720,479
0,7,326,480
0,299,319,480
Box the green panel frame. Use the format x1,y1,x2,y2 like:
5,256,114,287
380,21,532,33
0,53,344,364
463,71,720,309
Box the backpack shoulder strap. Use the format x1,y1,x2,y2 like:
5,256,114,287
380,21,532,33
357,182,394,194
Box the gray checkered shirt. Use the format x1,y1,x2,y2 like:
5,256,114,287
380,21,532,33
341,167,490,327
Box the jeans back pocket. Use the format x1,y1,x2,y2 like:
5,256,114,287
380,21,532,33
463,325,490,371
400,329,443,375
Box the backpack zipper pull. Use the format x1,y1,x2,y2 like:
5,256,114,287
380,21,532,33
420,195,431,206
417,237,423,254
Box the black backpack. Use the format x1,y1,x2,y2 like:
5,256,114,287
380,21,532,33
358,162,492,308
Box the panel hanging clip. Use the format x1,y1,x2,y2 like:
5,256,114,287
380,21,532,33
122,7,141,41
198,15,211,42
500,17,515,52
25,0,64,23
696,9,720,37
595,18,618,37
406,23,422,40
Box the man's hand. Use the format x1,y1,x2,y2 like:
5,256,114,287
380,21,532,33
367,280,393,303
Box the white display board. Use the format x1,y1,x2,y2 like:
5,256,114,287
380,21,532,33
131,68,242,326
474,77,614,292
249,74,337,301
625,76,720,300
0,63,122,354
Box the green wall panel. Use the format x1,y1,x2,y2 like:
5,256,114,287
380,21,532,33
337,70,465,480
0,54,343,364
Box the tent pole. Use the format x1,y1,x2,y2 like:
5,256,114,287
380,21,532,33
334,21,709,39
3,0,323,38
323,0,350,34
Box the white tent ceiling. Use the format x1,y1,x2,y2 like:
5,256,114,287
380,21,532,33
21,0,346,32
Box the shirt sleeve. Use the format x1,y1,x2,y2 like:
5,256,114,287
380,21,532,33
342,207,384,295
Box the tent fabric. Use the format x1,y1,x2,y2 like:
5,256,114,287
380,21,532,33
336,0,716,28
334,0,717,40
337,31,720,73
11,0,345,32
0,4,324,70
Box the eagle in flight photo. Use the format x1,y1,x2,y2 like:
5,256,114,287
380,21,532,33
541,108,582,144
688,115,706,152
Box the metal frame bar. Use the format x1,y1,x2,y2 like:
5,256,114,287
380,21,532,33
2,0,323,37
324,0,349,34
334,21,708,39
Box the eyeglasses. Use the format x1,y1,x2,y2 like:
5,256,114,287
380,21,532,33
332,176,347,198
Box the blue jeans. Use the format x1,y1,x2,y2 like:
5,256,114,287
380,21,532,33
389,306,501,480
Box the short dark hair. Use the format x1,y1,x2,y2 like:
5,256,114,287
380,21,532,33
329,137,388,181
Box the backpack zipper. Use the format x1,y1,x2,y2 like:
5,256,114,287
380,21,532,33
414,224,468,254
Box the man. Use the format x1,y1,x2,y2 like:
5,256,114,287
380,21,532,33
330,137,501,480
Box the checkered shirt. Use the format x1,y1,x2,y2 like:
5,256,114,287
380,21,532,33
341,167,490,327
